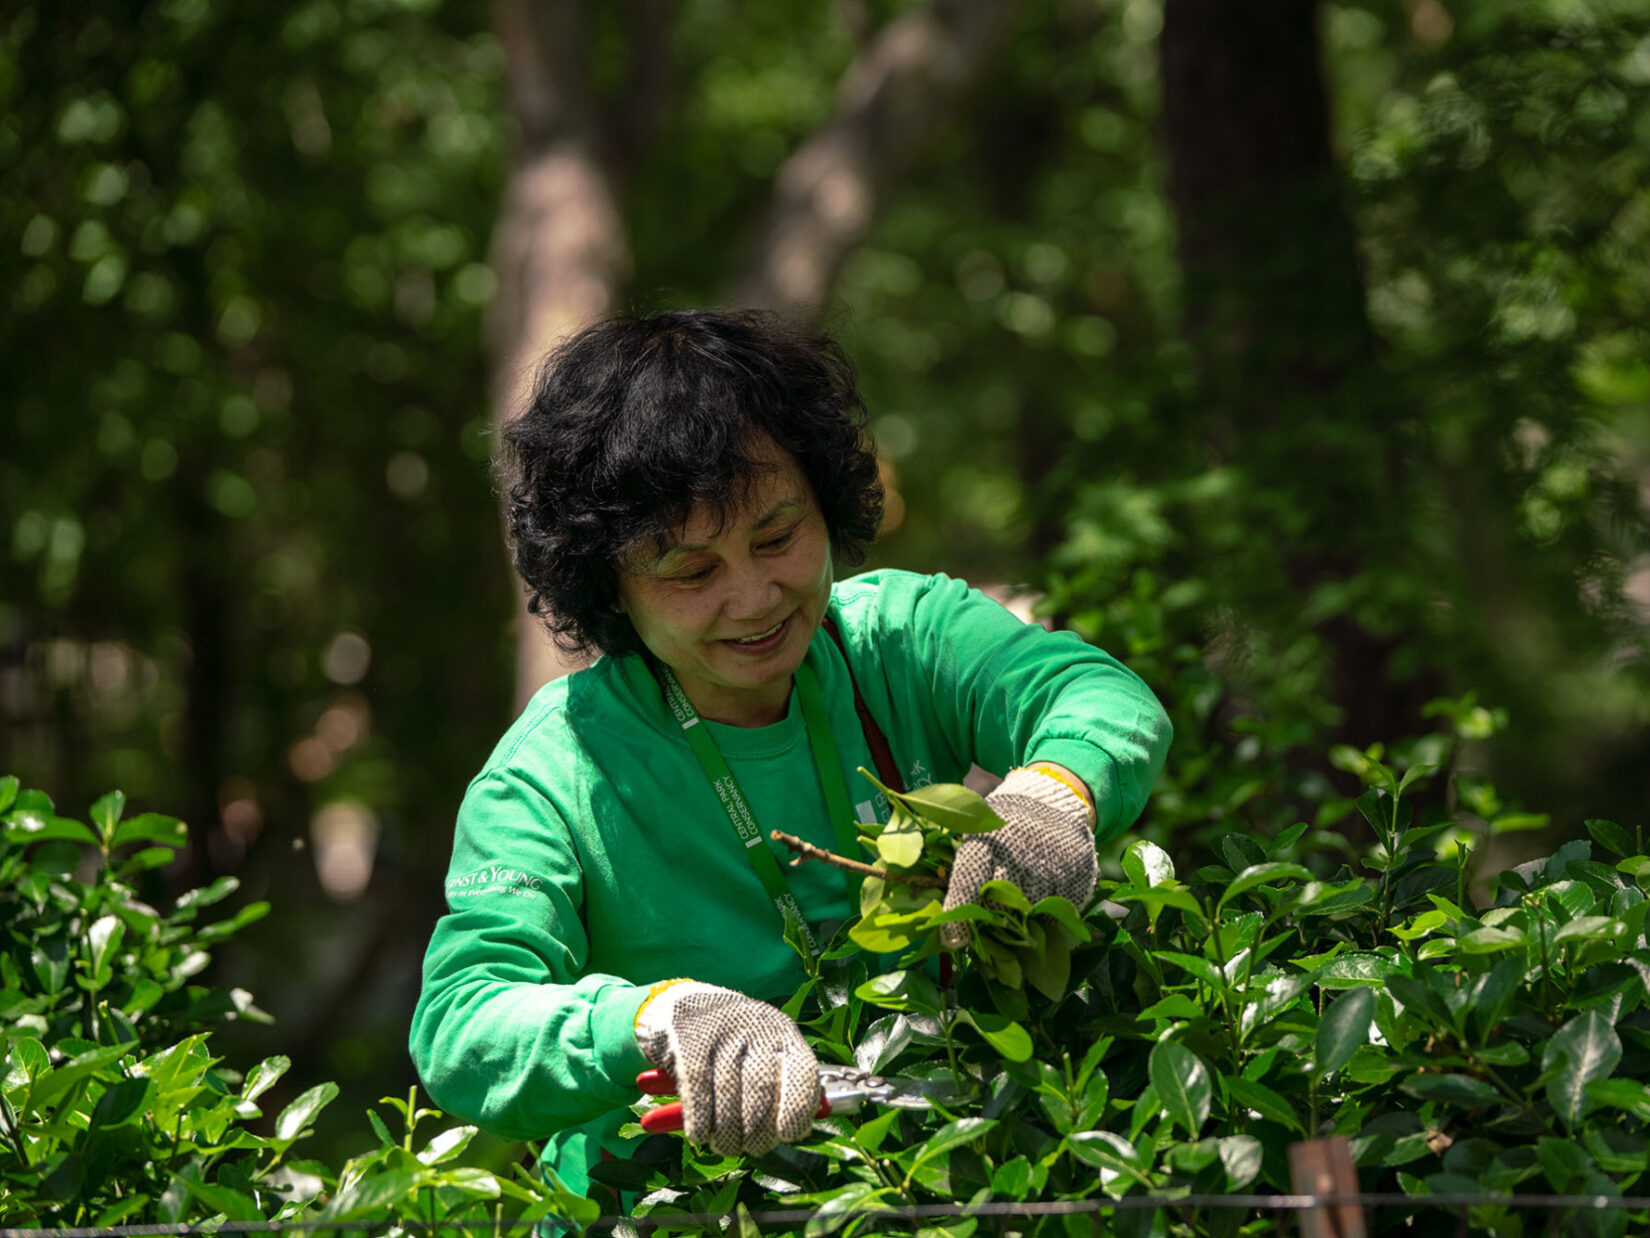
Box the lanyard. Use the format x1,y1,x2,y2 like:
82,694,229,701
657,660,864,946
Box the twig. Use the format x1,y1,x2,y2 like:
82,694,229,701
769,830,947,887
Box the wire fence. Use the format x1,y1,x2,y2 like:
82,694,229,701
4,1191,1648,1238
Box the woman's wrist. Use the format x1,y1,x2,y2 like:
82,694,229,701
1006,762,1097,829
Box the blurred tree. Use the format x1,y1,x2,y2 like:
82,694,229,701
0,0,513,1127
1159,0,1434,748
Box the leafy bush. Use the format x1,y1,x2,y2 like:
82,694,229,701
7,707,1650,1236
0,774,580,1231
596,741,1650,1237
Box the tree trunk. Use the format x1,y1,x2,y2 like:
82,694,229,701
488,0,630,710
1159,0,1430,747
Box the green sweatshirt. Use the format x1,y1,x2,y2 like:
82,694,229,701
409,570,1171,1196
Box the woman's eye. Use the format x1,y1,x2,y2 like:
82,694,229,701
759,528,797,552
674,566,714,583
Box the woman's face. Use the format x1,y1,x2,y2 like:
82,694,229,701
616,445,833,727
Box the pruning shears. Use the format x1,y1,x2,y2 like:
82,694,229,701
636,1066,961,1134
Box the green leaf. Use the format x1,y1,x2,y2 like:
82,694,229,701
111,812,187,850
0,776,17,814
955,1009,1033,1062
853,1105,903,1156
848,907,934,955
1317,989,1374,1078
1239,970,1316,1036
1148,1040,1211,1137
1122,840,1175,888
1400,1073,1502,1108
1218,862,1313,911
1456,927,1528,953
275,1081,340,1142
1220,834,1268,874
1387,974,1454,1030
435,1166,503,1198
418,1124,478,1165
1583,1078,1650,1122
990,1156,1036,1199
87,915,125,977
1027,894,1092,941
176,1171,265,1223
1543,1011,1621,1130
906,1118,997,1177
1020,931,1072,1002
367,1107,396,1147
174,875,239,913
116,846,175,876
90,790,127,838
1217,1135,1263,1190
1067,1130,1147,1196
317,1168,424,1222
1226,1076,1304,1134
1468,958,1525,1041
925,904,997,927
896,782,1004,834
978,879,1032,914
30,1042,134,1111
91,1077,151,1127
1396,763,1440,795
855,969,943,1017
1115,884,1206,923
4,814,99,845
857,770,996,834
875,818,925,868
1586,820,1637,860
1553,916,1624,944
1157,951,1228,989
1317,952,1397,988
1388,909,1447,942
804,1182,893,1238
1140,994,1203,1021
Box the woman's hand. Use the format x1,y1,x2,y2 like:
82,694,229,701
940,764,1099,949
634,979,821,1156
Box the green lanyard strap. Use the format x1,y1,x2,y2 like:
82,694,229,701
658,660,863,947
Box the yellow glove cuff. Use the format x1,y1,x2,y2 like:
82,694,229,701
635,977,693,1032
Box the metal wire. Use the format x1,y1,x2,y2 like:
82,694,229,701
4,1192,1648,1237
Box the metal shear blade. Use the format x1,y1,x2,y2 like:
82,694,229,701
819,1066,964,1113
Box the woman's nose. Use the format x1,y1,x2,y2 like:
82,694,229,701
725,562,782,618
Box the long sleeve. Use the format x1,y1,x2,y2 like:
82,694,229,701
409,764,650,1142
837,571,1172,840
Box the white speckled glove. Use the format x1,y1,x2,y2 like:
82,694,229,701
634,979,820,1156
941,765,1099,949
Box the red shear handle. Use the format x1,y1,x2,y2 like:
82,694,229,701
635,1070,830,1133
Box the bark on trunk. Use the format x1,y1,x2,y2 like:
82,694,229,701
489,0,630,709
1159,0,1431,747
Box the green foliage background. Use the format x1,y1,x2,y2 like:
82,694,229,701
3,0,1649,1169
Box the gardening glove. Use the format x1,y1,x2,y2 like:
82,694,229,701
941,764,1098,950
634,978,821,1157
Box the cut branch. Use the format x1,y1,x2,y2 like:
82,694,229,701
770,830,948,887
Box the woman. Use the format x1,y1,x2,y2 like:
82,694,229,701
409,309,1172,1200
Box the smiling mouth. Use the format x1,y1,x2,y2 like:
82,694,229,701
727,617,788,645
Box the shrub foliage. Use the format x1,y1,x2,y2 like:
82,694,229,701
4,724,1650,1235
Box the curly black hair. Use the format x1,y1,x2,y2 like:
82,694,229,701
500,309,885,657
